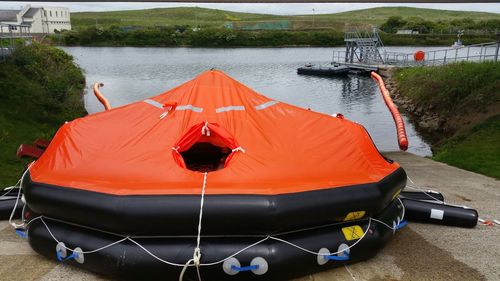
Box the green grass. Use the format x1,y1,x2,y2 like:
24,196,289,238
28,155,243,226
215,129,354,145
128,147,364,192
71,6,500,30
433,115,500,179
394,61,500,179
0,44,86,188
395,61,500,120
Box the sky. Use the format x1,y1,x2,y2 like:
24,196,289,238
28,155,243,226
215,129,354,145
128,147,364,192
0,2,499,15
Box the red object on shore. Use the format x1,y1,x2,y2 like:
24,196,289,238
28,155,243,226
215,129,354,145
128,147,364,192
16,144,44,159
371,72,409,151
33,139,50,149
414,50,425,61
93,82,112,111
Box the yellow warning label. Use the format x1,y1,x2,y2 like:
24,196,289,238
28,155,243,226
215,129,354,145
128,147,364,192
343,211,366,221
342,225,364,241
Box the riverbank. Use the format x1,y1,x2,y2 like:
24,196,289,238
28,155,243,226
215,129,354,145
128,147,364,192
0,44,86,188
385,61,500,178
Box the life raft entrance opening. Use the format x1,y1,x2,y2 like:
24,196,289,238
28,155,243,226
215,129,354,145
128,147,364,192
180,142,231,172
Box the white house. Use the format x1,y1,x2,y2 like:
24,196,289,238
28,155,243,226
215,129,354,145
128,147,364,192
0,5,71,34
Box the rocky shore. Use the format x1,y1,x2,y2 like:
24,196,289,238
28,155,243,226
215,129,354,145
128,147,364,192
381,70,444,148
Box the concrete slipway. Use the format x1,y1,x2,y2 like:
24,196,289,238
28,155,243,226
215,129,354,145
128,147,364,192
0,152,499,281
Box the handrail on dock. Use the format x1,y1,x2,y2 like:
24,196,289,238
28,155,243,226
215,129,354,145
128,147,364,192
333,41,500,67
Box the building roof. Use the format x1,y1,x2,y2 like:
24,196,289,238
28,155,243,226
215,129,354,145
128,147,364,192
0,10,19,22
23,8,41,18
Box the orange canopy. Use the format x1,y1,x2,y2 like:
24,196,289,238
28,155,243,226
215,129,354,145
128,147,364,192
30,70,399,195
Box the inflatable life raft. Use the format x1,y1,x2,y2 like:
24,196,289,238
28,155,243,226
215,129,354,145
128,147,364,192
18,70,409,280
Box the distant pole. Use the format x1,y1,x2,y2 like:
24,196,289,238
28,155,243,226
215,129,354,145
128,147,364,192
312,8,315,28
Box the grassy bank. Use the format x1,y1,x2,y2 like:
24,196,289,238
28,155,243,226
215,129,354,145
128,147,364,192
394,61,500,178
432,115,500,179
53,27,496,47
0,44,86,188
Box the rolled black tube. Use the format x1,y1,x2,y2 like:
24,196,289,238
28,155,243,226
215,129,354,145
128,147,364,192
400,190,444,202
401,198,478,228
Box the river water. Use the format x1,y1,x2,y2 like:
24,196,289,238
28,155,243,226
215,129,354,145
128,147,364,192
61,46,433,156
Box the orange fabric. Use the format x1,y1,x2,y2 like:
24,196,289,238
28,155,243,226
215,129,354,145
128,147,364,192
172,122,240,168
30,70,400,195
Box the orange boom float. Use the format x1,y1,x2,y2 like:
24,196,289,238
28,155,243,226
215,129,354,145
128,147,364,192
20,70,408,280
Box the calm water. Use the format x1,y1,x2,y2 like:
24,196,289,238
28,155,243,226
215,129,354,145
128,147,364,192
61,47,432,156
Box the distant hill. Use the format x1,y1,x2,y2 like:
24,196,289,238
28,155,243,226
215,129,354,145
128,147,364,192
71,6,500,31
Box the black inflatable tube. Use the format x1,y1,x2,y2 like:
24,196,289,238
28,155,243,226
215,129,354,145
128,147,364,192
401,198,478,228
400,190,444,202
0,187,23,220
0,199,23,220
23,168,406,236
26,200,404,281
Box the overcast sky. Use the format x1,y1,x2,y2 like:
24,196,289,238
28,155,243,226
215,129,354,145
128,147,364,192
1,2,499,15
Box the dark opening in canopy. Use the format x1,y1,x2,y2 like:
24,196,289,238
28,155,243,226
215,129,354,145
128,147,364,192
180,142,231,172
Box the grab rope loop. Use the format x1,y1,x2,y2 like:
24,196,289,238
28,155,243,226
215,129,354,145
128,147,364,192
172,146,180,154
193,247,202,267
160,103,177,119
231,147,245,153
231,264,259,272
201,122,211,136
326,251,350,261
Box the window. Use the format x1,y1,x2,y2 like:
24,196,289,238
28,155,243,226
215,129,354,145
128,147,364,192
56,11,58,17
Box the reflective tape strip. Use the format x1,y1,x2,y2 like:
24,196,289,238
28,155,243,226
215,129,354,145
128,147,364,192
216,106,245,113
255,101,278,110
177,105,203,113
143,99,164,109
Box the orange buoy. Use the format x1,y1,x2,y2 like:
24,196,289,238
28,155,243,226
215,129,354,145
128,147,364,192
414,50,425,61
370,72,409,151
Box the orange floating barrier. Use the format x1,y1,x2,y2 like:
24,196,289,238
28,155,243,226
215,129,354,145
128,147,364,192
370,72,409,151
93,82,111,111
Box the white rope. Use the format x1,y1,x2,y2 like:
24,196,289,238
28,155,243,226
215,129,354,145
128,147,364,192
39,217,129,254
11,171,407,276
179,172,208,281
0,186,17,199
231,147,245,153
270,219,372,257
159,112,169,119
21,206,406,272
405,176,445,203
9,164,33,229
406,176,500,226
201,122,210,136
171,146,180,153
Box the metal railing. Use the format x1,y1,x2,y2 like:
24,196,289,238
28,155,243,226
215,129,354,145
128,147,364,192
332,41,500,67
